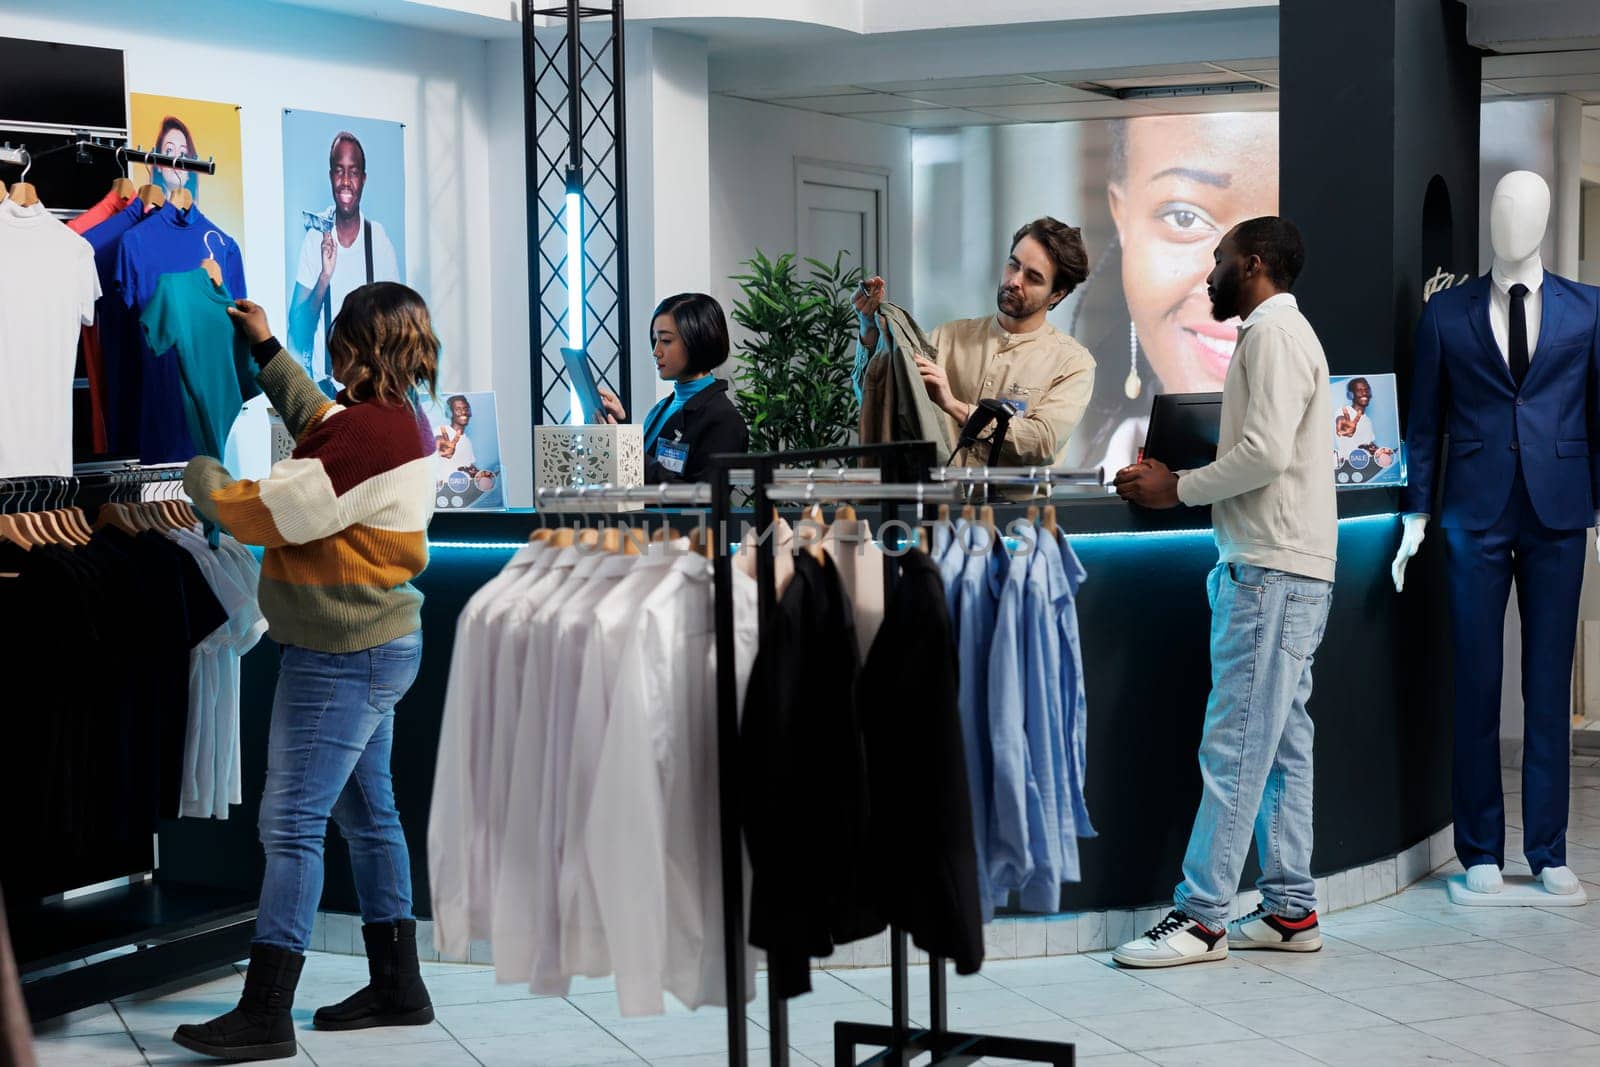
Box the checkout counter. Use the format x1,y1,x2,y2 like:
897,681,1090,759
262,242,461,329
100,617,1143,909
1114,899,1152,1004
157,484,1453,921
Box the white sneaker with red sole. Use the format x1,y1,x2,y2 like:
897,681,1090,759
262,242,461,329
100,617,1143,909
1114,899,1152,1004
1112,910,1228,969
1228,906,1323,952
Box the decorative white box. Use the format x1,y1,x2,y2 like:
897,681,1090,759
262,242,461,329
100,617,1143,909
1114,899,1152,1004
535,424,645,512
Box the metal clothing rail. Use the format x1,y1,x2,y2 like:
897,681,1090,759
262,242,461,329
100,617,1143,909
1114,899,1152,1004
535,483,712,506
4,135,217,175
708,442,1077,1067
930,466,1105,486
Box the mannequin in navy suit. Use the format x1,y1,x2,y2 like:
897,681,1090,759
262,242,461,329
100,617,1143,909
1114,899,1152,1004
1394,171,1600,900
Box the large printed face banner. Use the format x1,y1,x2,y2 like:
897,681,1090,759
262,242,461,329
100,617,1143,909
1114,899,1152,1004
913,111,1279,472
281,108,406,386
128,93,246,250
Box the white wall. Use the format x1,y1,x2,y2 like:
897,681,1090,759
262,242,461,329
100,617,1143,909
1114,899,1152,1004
626,28,714,414
708,96,912,353
487,35,533,506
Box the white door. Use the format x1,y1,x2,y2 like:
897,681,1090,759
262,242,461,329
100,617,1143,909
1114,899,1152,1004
796,161,888,282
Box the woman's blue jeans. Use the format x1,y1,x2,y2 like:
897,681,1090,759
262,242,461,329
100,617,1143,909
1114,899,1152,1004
253,632,423,953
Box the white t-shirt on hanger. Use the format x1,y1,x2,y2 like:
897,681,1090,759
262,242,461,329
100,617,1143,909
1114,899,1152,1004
0,200,100,478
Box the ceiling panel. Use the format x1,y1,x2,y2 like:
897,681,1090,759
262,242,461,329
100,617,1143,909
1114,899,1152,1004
975,99,1158,122
906,83,1106,107
769,92,936,114
1215,57,1279,73
1132,91,1281,114
730,85,867,101
1031,62,1220,84
849,109,1005,129
1482,50,1600,79
1088,70,1246,89
1485,73,1600,94
869,75,1038,94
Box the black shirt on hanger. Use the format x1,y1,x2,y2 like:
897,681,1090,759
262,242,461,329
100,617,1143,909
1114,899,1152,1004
857,548,984,976
741,549,882,999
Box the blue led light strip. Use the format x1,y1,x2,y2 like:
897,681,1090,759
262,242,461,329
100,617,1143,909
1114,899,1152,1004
427,513,1399,553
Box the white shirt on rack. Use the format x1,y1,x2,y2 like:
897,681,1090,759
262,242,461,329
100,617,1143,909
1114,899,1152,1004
557,544,693,982
494,549,671,993
586,555,760,1016
0,199,99,478
429,543,549,958
1489,262,1543,366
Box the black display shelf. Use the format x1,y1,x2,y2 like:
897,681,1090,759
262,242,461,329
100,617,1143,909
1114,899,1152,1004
11,881,256,1022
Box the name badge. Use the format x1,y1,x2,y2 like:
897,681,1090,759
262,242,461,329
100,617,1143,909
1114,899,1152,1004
657,439,690,475
1002,383,1031,415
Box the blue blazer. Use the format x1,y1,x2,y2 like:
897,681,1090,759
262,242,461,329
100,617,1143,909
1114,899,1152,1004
1402,273,1600,531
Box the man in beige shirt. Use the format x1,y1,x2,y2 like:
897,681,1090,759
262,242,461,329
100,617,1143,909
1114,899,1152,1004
853,218,1097,466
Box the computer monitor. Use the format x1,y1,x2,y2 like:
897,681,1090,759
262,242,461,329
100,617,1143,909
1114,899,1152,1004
1141,392,1224,472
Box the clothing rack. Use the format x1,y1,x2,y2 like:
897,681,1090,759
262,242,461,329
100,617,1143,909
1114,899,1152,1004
708,442,1077,1067
0,137,217,176
3,460,257,1021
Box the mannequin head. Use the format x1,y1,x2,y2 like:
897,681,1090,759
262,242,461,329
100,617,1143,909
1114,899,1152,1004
1488,171,1550,264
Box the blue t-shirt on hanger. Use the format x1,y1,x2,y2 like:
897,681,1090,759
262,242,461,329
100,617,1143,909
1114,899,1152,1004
115,202,247,463
84,198,155,455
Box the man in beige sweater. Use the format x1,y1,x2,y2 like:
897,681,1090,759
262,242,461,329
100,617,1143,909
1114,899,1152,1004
853,218,1098,466
1112,217,1337,968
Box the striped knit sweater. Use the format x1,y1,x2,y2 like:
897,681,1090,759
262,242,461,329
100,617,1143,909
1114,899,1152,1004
184,344,436,654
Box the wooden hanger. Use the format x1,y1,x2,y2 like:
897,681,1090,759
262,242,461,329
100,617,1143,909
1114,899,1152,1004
200,230,223,288
530,528,553,543
550,527,577,549
7,180,37,207
979,504,996,538
1041,504,1057,536
111,175,137,199
1026,504,1039,525
169,186,193,212
0,512,36,549
137,183,165,211
689,525,715,560
651,524,680,543
801,503,827,561
621,527,644,556
95,501,139,535
960,503,976,522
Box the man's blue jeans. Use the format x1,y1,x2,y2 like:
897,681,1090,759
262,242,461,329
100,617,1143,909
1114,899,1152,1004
1173,563,1332,930
254,632,423,952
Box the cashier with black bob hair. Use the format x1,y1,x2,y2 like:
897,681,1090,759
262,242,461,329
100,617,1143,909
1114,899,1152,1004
598,292,748,482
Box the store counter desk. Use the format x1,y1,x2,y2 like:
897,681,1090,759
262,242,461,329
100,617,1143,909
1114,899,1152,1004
158,488,1453,921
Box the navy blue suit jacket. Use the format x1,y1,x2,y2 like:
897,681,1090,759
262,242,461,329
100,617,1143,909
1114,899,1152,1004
1402,273,1600,530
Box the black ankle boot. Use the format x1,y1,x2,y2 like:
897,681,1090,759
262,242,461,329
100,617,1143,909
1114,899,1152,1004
312,919,435,1031
172,943,304,1061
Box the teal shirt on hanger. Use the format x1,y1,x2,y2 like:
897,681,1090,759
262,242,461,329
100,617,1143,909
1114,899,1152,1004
141,268,260,461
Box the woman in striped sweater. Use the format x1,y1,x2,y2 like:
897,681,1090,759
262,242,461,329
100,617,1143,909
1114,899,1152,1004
174,284,439,1061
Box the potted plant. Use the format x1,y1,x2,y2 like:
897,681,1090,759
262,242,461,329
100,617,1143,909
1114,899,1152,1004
729,250,863,453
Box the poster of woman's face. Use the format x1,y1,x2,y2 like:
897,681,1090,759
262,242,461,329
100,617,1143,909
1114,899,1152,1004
127,94,247,249
911,110,1279,473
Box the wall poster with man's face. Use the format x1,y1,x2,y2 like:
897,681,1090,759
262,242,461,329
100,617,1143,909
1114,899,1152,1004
912,110,1279,473
281,108,407,388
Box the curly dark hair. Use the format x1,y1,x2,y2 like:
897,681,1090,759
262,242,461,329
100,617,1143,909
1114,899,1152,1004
1011,217,1091,301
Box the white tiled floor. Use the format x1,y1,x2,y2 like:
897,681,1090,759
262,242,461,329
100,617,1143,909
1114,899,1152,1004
29,755,1600,1066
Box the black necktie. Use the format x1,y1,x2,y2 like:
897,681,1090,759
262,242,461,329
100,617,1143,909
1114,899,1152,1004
1508,283,1529,388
